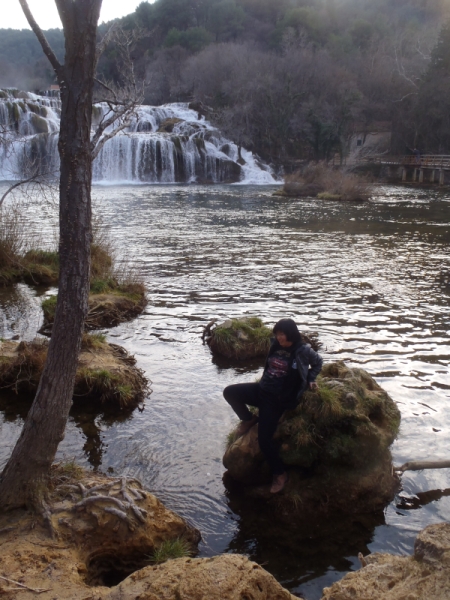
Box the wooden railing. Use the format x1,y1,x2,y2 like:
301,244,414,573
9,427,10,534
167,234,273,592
361,155,450,169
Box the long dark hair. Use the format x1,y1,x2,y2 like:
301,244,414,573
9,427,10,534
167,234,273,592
273,318,302,344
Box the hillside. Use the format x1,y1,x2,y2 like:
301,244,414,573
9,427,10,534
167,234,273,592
1,0,449,167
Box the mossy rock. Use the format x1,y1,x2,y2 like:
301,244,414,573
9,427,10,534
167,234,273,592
29,113,49,134
0,249,59,286
317,192,342,200
223,361,401,515
207,317,272,360
157,117,183,133
41,283,147,332
206,317,321,360
0,335,150,411
281,182,325,197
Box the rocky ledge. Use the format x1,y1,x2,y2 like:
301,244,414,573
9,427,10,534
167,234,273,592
0,465,300,600
322,523,450,600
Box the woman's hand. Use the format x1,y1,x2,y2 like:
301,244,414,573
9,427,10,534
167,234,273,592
309,381,318,390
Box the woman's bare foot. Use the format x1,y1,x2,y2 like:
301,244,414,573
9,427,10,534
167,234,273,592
270,472,288,494
235,415,258,438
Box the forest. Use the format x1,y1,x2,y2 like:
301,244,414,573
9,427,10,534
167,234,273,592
1,0,450,168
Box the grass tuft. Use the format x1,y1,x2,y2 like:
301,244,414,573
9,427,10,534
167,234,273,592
150,538,191,564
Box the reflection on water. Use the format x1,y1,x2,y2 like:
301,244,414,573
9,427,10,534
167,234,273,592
1,184,450,599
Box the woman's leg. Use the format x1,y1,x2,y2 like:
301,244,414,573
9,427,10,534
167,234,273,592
223,382,260,421
257,399,285,475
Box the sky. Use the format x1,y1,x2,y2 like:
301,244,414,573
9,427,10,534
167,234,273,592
3,0,152,30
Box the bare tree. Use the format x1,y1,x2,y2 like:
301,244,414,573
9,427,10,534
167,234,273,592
0,0,142,513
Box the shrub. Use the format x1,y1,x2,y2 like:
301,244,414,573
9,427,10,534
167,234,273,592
283,163,371,201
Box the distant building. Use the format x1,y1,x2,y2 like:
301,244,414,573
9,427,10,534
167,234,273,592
49,85,60,91
347,121,392,163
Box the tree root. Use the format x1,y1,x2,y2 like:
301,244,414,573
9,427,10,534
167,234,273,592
53,476,149,531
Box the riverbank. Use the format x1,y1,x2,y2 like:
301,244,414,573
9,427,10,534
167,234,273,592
0,465,299,600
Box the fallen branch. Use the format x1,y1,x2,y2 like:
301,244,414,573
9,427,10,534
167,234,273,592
0,575,49,593
394,460,450,473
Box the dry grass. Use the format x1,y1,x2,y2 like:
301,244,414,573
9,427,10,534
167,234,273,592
90,215,144,294
284,163,371,201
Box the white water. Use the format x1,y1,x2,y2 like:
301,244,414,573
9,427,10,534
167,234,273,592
0,90,276,184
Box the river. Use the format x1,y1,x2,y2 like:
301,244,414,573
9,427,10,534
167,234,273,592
1,183,449,599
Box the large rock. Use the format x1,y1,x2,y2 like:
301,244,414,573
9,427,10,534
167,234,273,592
223,361,401,514
0,467,200,598
0,467,299,600
321,523,450,600
106,554,300,600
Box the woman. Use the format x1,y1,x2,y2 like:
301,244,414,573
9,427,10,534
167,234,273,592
223,318,323,494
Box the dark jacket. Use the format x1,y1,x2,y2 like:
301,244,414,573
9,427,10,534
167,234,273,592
261,338,323,409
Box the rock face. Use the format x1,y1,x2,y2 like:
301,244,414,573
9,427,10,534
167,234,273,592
0,467,300,600
0,467,201,599
106,554,300,600
321,523,450,600
223,361,401,514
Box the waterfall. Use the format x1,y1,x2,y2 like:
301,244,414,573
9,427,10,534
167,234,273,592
0,90,275,184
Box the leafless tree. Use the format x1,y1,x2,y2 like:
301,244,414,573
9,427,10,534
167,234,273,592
0,0,142,514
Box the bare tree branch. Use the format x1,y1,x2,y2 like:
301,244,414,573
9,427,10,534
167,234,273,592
18,0,63,77
96,23,118,64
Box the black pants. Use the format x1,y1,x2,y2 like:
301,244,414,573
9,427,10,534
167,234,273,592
223,382,285,475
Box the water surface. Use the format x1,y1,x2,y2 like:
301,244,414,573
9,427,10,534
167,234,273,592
1,184,449,599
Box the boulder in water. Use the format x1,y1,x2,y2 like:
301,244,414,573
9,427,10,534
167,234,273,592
157,117,183,133
321,523,450,600
206,317,321,360
207,317,272,360
223,361,401,515
0,335,150,411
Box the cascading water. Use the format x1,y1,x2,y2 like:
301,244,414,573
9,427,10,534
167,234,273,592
0,90,275,184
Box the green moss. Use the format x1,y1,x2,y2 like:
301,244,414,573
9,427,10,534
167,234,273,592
317,192,342,200
81,332,107,350
210,317,272,359
29,113,49,134
77,367,143,409
194,137,205,152
150,538,191,564
24,250,59,267
58,461,84,480
41,295,57,320
90,278,116,294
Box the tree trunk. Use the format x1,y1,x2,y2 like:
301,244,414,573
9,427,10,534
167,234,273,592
0,0,102,511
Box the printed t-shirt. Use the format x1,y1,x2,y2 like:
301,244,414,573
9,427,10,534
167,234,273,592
259,347,294,395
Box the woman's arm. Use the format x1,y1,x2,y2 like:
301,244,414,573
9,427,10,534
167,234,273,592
307,347,323,385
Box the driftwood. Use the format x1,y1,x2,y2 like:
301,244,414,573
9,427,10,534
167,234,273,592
0,574,49,593
201,319,217,343
395,460,450,473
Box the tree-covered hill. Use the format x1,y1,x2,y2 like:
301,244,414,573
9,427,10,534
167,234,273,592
1,0,449,166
